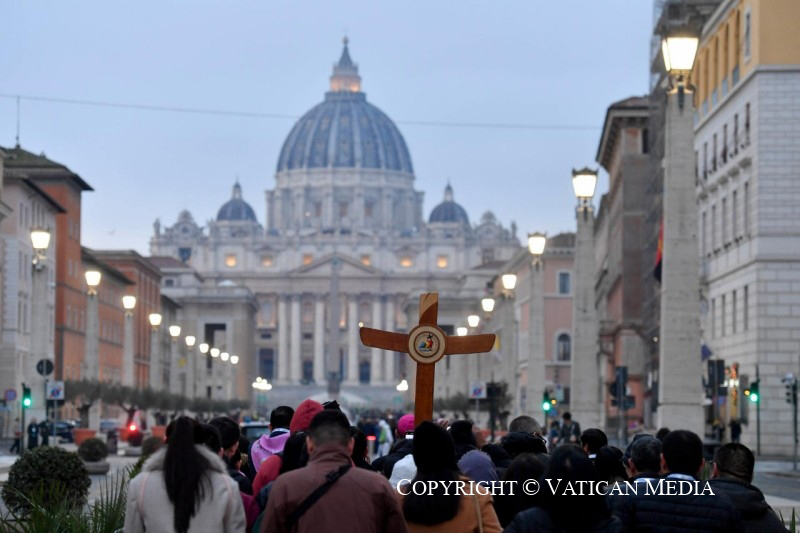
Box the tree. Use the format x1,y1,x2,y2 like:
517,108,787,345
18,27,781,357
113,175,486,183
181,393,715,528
64,380,104,428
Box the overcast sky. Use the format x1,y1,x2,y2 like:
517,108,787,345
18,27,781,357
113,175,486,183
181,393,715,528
1,2,655,254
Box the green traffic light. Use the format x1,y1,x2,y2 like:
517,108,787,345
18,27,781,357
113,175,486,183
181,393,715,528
749,393,758,403
542,402,551,411
23,398,31,408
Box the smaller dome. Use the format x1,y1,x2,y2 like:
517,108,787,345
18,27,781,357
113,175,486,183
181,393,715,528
429,184,469,225
217,182,257,222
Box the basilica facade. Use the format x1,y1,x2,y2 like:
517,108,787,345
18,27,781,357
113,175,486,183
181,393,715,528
150,41,520,408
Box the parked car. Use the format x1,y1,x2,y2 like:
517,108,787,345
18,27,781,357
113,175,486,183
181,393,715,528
54,420,77,443
99,419,121,433
240,422,270,445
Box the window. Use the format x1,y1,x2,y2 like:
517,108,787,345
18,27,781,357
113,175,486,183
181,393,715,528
703,142,708,178
734,114,739,154
712,134,717,171
721,294,726,336
743,285,749,331
400,256,413,268
642,128,649,154
722,197,728,246
711,298,716,338
360,255,371,266
437,255,449,269
732,290,738,334
558,272,571,295
303,254,313,265
556,334,571,362
744,8,752,61
711,204,717,251
744,182,750,235
359,361,370,384
225,254,237,267
701,211,707,256
745,103,750,145
722,124,728,164
303,361,313,383
302,301,313,325
164,278,175,287
339,202,349,218
732,190,738,238
364,202,374,218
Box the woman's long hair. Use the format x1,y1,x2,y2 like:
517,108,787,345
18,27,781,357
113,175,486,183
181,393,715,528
163,416,211,533
402,421,461,525
279,431,309,475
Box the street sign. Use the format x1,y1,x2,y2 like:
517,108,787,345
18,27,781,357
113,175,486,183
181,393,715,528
46,381,65,400
4,389,16,402
469,381,487,399
36,359,54,377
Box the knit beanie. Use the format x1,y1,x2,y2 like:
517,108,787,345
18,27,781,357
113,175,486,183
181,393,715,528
290,399,324,433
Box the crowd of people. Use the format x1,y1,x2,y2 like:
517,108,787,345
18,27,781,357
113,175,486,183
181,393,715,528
122,404,787,532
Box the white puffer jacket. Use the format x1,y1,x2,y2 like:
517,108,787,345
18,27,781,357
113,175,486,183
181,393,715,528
124,444,246,533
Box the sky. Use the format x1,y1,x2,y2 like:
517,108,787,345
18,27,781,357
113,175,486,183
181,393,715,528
1,2,655,254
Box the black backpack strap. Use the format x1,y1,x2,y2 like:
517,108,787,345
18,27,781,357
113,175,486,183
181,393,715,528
285,463,352,532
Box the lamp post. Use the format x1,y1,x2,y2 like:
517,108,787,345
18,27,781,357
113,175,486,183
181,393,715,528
570,167,601,431
122,296,136,387
210,347,220,399
198,342,209,398
527,232,547,422
168,325,182,395
148,313,162,390
185,335,196,398
230,355,239,401
84,270,102,381
252,377,272,415
657,27,704,435
28,229,51,448
456,326,468,337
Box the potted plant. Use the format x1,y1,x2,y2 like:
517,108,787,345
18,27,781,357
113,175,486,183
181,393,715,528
1,446,90,516
78,436,110,475
65,379,104,444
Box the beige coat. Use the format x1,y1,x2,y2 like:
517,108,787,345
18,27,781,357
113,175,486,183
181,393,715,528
124,444,246,533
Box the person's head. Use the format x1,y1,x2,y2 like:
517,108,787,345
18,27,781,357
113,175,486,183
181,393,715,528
208,417,241,458
562,412,572,422
396,414,415,439
550,420,559,429
290,399,324,434
501,431,547,458
163,417,212,533
655,427,670,442
306,410,352,455
661,429,703,477
594,446,628,483
198,423,222,457
457,450,498,485
541,445,610,528
322,400,341,411
625,435,661,476
508,415,542,436
279,431,309,474
349,426,368,463
580,428,608,455
403,421,459,526
713,443,755,483
270,406,294,430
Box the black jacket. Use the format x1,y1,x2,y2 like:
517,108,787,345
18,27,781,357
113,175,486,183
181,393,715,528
371,437,413,478
610,473,744,532
708,478,786,532
504,506,625,533
227,466,253,495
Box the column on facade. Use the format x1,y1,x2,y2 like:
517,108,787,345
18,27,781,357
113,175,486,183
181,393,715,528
122,311,134,387
150,327,161,390
293,190,305,228
29,263,49,424
382,192,394,229
383,295,395,383
85,293,99,380
323,190,333,228
570,208,601,429
277,296,289,383
346,296,359,385
290,295,302,382
370,296,383,384
169,340,181,393
313,296,325,384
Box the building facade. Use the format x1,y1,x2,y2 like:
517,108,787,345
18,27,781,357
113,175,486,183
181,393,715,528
692,0,800,454
150,41,520,408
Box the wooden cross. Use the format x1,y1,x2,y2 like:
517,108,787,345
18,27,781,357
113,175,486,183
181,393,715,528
360,293,496,423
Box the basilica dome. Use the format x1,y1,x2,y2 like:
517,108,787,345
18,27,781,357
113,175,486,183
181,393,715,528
217,182,257,222
276,40,413,174
429,184,470,225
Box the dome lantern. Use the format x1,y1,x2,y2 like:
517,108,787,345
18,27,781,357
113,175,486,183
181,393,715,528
330,36,361,93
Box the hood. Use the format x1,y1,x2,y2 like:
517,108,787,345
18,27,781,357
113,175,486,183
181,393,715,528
389,454,417,489
458,450,499,485
290,399,324,433
142,444,227,475
258,431,290,455
708,478,772,518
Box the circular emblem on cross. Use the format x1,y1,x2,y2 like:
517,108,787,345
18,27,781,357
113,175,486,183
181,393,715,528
407,325,447,364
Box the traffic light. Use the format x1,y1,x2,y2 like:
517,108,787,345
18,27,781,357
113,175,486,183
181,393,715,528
542,390,551,411
784,374,798,405
748,380,759,403
22,385,32,408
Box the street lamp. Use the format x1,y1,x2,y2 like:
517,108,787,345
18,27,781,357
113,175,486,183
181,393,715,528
122,295,136,312
396,379,409,392
85,270,102,295
149,313,162,328
656,20,702,434
528,231,547,419
199,343,209,354
230,355,239,365
169,325,181,339
481,297,496,313
457,326,468,337
570,166,601,430
30,228,51,269
501,274,517,291
221,352,230,362
149,313,162,390
210,348,220,358
185,335,196,348
467,314,480,328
